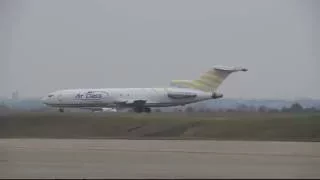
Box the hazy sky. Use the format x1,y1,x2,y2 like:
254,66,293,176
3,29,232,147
1,0,319,99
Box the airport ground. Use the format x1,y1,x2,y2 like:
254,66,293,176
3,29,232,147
0,112,319,141
0,112,320,178
1,139,320,178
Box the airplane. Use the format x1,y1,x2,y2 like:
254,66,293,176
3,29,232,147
41,66,248,113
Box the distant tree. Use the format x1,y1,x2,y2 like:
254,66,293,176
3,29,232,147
268,108,279,113
281,107,289,112
0,103,9,109
226,109,235,112
289,102,304,112
0,103,10,113
258,106,268,113
304,107,318,113
248,106,257,112
217,108,225,112
237,104,249,112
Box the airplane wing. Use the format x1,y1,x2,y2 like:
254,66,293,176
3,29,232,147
80,107,117,112
114,99,147,107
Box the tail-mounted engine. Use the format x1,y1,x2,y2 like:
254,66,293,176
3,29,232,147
212,92,223,99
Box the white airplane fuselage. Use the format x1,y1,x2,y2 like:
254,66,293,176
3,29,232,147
42,87,219,112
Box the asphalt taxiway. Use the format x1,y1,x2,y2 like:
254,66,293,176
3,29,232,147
1,139,320,178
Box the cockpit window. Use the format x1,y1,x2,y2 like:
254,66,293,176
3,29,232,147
48,94,54,98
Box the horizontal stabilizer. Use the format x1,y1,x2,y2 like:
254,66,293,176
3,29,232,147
213,66,248,72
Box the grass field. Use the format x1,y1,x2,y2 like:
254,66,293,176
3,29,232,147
0,112,320,141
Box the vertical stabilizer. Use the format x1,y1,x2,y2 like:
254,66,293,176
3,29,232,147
170,66,247,92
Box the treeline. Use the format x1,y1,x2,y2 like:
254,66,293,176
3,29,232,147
167,102,320,113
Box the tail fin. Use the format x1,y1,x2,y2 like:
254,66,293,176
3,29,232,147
170,66,248,92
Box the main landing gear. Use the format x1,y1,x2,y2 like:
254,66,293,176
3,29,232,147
133,107,151,113
59,108,64,113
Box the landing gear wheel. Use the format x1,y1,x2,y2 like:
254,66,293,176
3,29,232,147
144,107,151,113
59,108,64,113
133,107,143,113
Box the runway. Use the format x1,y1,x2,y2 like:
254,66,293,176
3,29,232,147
1,139,320,178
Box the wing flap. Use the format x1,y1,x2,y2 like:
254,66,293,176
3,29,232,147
114,99,147,107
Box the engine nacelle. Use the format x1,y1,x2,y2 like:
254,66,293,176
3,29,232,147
212,92,223,99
